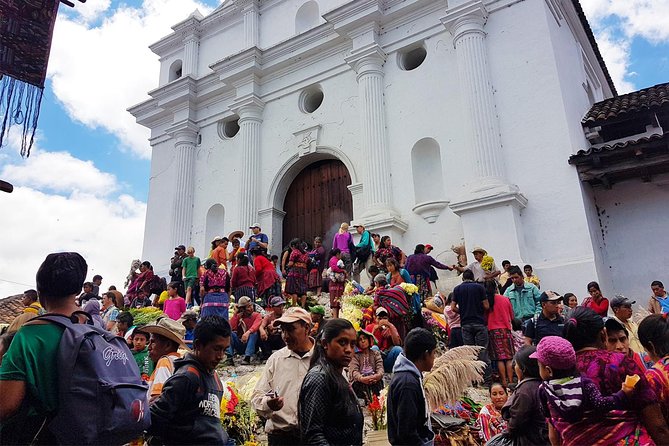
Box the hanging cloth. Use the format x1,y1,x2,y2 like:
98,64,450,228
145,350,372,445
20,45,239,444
0,0,61,157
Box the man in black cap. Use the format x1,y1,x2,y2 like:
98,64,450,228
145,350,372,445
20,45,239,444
523,290,565,346
170,245,187,283
610,296,643,354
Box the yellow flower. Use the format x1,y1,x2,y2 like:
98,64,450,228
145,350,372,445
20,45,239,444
480,255,494,272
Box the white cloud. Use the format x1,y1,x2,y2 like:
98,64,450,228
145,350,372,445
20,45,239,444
1,150,117,196
48,0,215,159
67,0,112,24
0,147,145,298
581,0,669,93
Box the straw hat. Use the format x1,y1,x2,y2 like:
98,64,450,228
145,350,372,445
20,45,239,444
228,230,244,241
142,317,190,350
471,246,487,255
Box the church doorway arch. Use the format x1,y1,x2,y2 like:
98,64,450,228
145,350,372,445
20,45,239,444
282,159,353,250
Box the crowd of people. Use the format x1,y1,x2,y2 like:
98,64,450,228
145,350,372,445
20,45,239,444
0,220,669,445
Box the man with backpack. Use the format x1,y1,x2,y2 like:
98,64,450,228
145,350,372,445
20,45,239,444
0,252,150,445
149,315,231,445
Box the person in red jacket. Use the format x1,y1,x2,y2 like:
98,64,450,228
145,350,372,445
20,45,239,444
254,252,281,307
227,296,261,365
582,281,609,317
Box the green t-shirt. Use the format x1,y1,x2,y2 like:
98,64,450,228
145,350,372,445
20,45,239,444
132,347,154,377
0,324,63,419
182,256,201,279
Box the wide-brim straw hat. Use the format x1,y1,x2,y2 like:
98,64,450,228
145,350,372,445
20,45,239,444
471,246,487,255
142,317,190,351
228,230,244,241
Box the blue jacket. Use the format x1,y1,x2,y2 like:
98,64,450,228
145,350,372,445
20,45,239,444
387,353,434,446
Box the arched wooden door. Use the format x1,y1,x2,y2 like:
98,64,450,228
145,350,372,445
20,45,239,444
282,160,353,250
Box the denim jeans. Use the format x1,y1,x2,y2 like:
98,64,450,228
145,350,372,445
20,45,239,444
228,331,259,357
372,345,403,373
462,323,491,376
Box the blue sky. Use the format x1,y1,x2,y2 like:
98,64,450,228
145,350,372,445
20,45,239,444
0,0,668,296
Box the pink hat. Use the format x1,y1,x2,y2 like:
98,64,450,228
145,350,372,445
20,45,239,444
529,336,576,370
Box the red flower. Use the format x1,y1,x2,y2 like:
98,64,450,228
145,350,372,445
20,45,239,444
368,394,382,412
226,385,239,413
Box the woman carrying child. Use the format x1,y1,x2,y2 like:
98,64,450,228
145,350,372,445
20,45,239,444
349,329,384,403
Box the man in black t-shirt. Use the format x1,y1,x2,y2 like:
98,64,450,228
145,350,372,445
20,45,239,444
451,269,490,376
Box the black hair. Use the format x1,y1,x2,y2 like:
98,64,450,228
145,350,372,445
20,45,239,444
83,282,94,288
141,261,152,269
23,289,38,302
511,318,522,331
194,315,232,346
203,258,217,270
329,248,341,258
371,233,380,238
132,330,149,341
108,285,117,291
507,265,523,276
368,265,380,276
270,255,279,261
514,345,540,378
484,280,498,310
638,314,669,358
222,237,229,243
550,366,578,379
117,311,134,326
587,281,600,292
563,307,604,351
404,327,437,362
462,269,475,281
414,244,425,255
489,382,508,395
92,275,103,282
309,319,357,409
289,238,301,249
386,257,400,272
523,264,533,272
502,260,511,267
36,252,88,300
651,280,664,288
563,292,576,306
380,235,391,248
231,238,240,246
237,253,250,266
604,318,629,337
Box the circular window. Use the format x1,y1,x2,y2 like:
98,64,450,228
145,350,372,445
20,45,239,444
398,45,427,71
218,117,240,139
299,86,324,113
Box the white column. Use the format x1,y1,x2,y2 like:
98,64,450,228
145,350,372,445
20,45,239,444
236,98,264,230
347,45,395,215
171,127,198,247
182,33,199,77
450,9,505,181
243,2,259,48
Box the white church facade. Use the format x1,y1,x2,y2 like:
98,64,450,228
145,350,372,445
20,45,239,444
131,0,662,299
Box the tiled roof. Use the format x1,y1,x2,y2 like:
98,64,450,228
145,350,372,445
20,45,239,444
570,133,666,161
583,82,669,125
0,294,24,324
572,1,617,97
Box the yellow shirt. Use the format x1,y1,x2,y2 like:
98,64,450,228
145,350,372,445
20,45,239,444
524,275,540,288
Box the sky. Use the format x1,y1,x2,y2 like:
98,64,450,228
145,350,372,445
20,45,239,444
1,0,668,297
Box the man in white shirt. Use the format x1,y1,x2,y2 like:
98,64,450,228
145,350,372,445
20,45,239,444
453,246,500,282
252,308,314,445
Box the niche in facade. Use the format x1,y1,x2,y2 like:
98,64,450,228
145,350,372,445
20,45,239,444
205,204,225,249
411,138,448,223
299,85,324,113
398,44,427,71
218,117,240,139
295,1,320,34
168,59,183,82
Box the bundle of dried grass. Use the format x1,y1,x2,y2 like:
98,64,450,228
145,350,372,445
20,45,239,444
424,346,487,410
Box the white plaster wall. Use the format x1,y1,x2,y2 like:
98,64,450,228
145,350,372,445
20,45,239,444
197,21,245,76
258,0,347,48
483,0,600,291
590,176,669,305
159,53,184,86
142,138,180,275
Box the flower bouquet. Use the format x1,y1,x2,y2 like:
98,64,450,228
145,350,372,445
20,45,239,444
220,381,262,445
398,282,419,295
128,307,166,325
480,255,494,272
368,389,388,430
